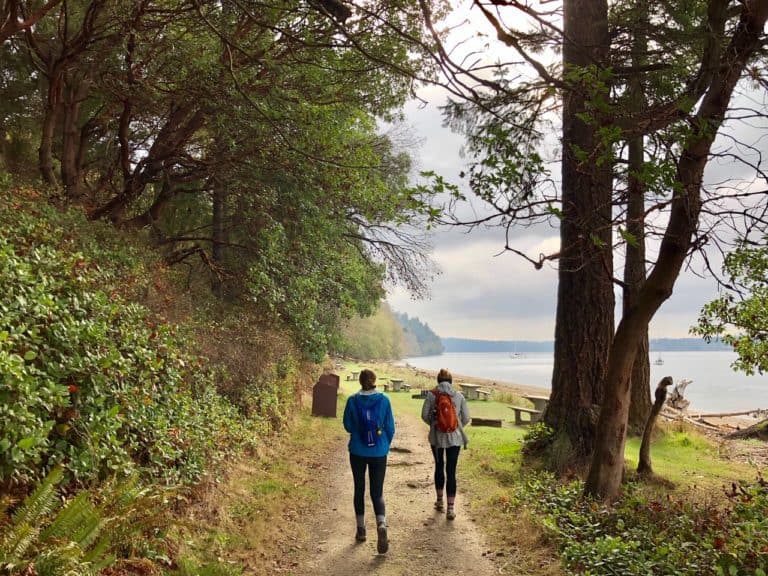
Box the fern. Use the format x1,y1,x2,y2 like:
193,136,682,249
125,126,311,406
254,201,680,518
41,492,99,546
0,466,63,563
0,470,148,575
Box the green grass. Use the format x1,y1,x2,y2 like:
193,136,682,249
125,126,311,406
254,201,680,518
168,407,346,575
339,362,759,489
625,429,758,488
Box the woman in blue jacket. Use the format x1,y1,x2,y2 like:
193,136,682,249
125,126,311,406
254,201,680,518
343,369,395,553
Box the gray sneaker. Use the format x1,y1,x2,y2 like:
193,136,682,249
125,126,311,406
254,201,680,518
446,507,456,520
355,526,366,542
376,522,388,554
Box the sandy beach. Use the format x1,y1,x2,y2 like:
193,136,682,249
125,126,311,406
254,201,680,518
402,363,549,397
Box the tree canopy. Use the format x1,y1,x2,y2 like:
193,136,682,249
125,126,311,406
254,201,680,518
0,0,449,360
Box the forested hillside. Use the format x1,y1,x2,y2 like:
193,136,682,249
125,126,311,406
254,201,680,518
0,1,441,572
334,302,405,360
394,312,444,356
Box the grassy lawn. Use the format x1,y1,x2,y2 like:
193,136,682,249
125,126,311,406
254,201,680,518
167,407,346,576
339,362,758,489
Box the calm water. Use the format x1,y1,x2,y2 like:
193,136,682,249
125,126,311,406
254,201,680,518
403,351,768,413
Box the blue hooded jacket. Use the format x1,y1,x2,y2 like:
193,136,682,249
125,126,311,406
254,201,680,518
343,391,395,457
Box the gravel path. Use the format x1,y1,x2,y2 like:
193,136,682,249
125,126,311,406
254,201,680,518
290,409,499,576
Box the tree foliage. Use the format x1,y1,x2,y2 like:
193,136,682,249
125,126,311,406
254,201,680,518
335,302,405,360
0,0,447,361
693,240,768,376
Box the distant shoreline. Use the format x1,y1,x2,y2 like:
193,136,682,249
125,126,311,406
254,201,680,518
440,337,730,354
400,362,549,397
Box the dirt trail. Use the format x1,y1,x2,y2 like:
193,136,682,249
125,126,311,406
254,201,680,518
290,409,499,576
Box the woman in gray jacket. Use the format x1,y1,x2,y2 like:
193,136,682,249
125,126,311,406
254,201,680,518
421,368,470,520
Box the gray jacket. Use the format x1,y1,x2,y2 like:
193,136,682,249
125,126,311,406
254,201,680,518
421,381,470,448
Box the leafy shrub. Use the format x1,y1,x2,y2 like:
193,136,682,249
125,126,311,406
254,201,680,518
521,422,555,454
0,190,253,488
513,473,768,575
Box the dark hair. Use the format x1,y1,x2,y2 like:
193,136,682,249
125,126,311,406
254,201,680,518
359,369,377,390
437,368,452,383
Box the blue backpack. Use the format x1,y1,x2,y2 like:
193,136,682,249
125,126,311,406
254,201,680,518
355,394,384,447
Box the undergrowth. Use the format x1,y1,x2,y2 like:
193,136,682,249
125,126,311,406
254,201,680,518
0,183,311,572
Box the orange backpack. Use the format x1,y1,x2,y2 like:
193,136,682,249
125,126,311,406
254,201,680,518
431,389,458,433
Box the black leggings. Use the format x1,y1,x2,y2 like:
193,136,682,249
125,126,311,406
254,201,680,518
349,454,387,517
431,445,461,497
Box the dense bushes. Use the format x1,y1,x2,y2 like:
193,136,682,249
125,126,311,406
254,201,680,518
514,472,768,575
0,189,255,490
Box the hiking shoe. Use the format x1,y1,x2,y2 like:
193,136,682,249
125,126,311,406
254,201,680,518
434,500,444,512
446,508,456,521
355,527,366,542
376,522,389,554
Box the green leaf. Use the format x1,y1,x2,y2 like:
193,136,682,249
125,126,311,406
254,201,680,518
17,437,36,450
23,350,37,361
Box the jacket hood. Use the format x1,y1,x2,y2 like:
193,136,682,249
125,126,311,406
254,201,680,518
355,391,384,404
436,381,455,393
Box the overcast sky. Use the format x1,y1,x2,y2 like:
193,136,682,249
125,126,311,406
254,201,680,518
386,95,731,341
384,7,768,342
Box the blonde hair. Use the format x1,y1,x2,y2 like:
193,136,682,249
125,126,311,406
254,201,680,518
359,369,377,390
437,368,452,383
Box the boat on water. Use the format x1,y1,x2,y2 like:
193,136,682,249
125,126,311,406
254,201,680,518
654,354,664,365
509,344,524,359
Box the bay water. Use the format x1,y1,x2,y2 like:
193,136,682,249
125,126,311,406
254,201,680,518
403,351,768,413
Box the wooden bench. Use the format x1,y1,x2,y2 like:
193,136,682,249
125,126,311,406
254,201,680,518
471,417,502,428
476,388,491,401
509,405,542,425
412,390,428,399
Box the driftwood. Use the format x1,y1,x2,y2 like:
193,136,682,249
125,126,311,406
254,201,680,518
695,410,762,419
726,419,768,440
666,378,692,411
659,407,720,431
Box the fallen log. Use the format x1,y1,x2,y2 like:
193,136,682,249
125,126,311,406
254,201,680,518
726,419,768,440
659,409,720,431
694,410,762,419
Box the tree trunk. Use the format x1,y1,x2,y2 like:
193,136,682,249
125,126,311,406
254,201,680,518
90,104,207,223
0,0,62,44
124,176,177,229
585,0,767,500
212,175,227,297
38,98,58,186
625,11,651,435
637,376,672,474
545,0,613,465
61,76,89,200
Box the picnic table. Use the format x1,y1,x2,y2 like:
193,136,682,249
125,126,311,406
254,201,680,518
390,379,411,392
509,405,542,425
523,394,550,412
348,371,360,382
459,382,482,400
509,394,550,426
